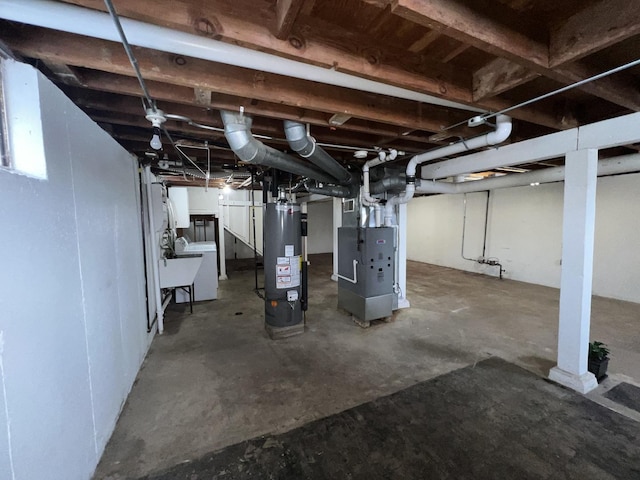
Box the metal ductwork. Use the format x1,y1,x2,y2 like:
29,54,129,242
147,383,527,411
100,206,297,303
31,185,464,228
283,120,354,186
370,174,407,194
220,110,335,183
305,181,359,198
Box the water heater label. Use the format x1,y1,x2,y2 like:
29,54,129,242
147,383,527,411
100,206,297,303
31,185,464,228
276,255,301,289
284,244,294,256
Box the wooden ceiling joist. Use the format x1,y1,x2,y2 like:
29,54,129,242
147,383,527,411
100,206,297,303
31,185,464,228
2,0,636,169
549,0,640,67
274,0,306,40
5,27,469,133
58,0,470,105
388,0,640,111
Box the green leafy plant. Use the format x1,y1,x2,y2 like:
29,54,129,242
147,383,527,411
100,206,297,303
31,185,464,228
589,341,610,361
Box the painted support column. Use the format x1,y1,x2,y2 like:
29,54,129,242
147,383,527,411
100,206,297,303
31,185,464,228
397,202,410,308
331,196,342,281
217,198,228,280
549,149,598,393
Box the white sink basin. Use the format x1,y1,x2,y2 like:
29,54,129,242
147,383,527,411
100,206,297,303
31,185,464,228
158,255,204,288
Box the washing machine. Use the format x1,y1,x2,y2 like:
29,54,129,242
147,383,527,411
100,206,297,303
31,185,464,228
175,238,218,302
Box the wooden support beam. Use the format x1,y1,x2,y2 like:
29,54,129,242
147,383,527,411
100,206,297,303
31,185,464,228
392,0,640,111
64,70,436,142
5,27,480,133
274,0,305,40
42,60,83,86
366,4,394,36
408,30,440,53
553,61,640,112
550,0,640,67
193,87,211,106
57,0,469,106
473,58,539,101
393,0,548,68
441,44,470,64
72,89,426,152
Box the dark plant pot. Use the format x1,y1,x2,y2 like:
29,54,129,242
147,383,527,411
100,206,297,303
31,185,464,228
588,356,609,382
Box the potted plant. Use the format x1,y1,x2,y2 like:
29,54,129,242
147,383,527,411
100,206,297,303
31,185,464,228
588,341,610,382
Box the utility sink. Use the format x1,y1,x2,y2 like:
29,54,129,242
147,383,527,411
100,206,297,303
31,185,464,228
158,254,204,288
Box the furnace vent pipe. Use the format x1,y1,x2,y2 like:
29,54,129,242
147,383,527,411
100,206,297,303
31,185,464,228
284,121,354,186
379,116,512,225
220,110,335,183
370,174,407,194
405,115,512,179
361,150,398,205
415,154,640,195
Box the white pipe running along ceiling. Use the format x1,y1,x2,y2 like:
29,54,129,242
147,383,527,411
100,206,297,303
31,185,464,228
420,110,640,181
380,115,513,225
415,154,640,194
0,0,485,113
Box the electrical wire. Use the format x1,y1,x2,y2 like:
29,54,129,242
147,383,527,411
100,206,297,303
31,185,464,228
160,126,208,176
442,57,640,132
103,0,154,111
165,114,226,133
103,0,415,164
103,0,217,183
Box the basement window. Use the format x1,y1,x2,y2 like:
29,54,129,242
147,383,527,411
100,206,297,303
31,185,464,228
0,57,9,169
0,57,47,179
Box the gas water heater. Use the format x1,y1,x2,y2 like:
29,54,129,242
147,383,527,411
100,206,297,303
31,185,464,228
263,201,307,339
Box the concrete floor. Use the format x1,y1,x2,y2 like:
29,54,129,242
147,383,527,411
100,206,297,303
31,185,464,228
94,254,640,479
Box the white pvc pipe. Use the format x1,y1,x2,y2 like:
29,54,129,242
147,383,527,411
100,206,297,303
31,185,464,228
143,165,164,334
405,115,513,177
380,116,512,224
415,154,640,195
336,260,358,284
361,150,398,225
0,0,484,113
374,204,382,228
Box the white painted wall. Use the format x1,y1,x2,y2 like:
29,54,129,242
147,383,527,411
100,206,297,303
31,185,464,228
0,62,151,480
220,194,334,258
307,200,333,254
187,186,219,215
407,173,640,303
221,189,263,257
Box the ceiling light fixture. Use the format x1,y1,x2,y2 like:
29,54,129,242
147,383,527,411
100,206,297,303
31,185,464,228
145,108,166,150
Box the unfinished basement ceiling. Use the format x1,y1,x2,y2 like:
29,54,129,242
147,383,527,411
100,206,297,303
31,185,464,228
2,0,640,186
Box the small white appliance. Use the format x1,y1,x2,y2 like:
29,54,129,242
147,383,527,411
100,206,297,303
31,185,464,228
175,238,218,302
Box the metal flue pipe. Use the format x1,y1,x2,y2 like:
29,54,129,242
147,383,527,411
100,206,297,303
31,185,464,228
370,174,407,194
284,121,354,186
220,110,335,182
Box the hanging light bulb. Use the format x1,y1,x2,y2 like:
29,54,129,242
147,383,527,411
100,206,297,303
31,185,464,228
150,126,162,150
145,108,167,151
